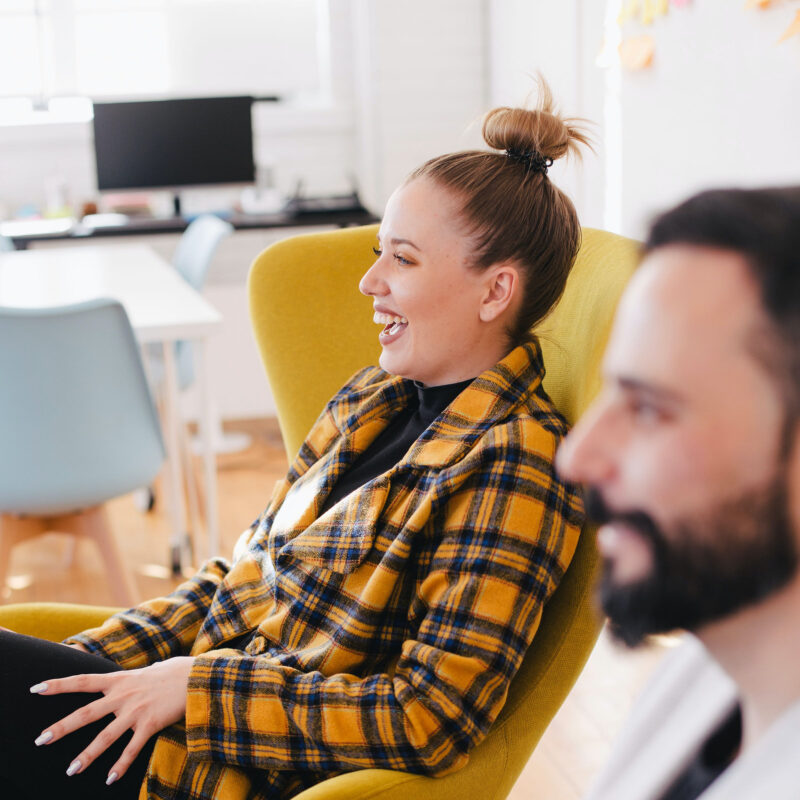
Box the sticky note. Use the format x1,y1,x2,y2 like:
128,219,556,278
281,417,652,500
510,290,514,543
778,9,800,42
619,35,656,70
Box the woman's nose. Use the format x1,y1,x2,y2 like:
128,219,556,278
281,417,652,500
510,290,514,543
359,257,388,297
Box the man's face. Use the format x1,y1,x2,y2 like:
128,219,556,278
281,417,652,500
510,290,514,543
557,245,799,646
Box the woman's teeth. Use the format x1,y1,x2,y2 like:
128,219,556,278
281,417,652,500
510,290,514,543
374,311,408,326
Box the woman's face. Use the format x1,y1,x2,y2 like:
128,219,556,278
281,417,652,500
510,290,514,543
359,177,515,386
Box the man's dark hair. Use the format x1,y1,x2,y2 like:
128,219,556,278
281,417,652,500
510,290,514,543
645,186,800,421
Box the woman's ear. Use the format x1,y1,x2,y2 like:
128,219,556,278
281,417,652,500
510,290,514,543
479,264,520,322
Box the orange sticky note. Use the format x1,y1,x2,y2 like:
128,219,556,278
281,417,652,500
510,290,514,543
745,0,771,9
778,9,800,42
619,35,655,70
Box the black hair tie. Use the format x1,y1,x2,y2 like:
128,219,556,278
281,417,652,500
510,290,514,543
505,148,553,176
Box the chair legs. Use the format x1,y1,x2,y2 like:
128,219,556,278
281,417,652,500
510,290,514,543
0,516,46,597
0,508,137,608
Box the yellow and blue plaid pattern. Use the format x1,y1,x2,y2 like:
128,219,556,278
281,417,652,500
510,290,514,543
68,340,584,800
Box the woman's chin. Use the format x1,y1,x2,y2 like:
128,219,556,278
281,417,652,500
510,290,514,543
379,351,401,376
379,351,417,381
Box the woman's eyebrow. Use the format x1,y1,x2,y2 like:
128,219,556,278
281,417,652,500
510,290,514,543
388,237,421,250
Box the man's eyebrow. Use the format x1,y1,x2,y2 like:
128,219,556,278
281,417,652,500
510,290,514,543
615,376,686,405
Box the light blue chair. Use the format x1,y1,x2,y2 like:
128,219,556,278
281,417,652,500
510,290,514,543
0,235,14,252
147,213,234,390
0,298,165,606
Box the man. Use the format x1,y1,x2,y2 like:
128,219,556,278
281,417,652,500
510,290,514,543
556,186,800,799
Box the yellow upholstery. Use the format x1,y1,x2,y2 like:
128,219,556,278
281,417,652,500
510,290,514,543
0,224,639,800
0,602,119,641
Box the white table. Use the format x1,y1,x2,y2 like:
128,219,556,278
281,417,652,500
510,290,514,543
0,243,223,566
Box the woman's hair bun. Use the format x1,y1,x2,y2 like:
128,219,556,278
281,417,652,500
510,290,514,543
482,77,593,164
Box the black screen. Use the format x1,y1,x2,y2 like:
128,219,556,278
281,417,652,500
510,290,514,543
92,96,255,191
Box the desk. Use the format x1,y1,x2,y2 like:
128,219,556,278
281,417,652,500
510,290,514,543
4,207,379,249
0,244,223,567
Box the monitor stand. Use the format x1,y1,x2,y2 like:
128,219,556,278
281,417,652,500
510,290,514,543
172,193,182,218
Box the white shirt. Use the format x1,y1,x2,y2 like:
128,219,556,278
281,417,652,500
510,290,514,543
586,635,800,800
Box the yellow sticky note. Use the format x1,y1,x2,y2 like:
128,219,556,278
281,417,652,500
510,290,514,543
656,0,669,16
619,35,655,70
618,0,640,24
778,9,800,42
642,0,655,25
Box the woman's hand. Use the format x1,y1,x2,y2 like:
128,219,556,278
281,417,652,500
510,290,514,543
30,656,194,785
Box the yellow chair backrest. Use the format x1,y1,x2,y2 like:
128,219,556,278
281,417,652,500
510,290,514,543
247,225,639,800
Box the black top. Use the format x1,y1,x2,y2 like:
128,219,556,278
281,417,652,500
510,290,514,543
658,705,742,800
320,377,474,513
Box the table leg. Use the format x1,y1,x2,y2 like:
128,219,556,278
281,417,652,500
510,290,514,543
195,339,220,559
161,341,189,574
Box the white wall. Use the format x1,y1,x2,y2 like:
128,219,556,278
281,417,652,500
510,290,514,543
616,0,800,238
352,0,489,212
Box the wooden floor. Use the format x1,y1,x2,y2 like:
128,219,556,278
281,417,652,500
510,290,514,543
1,418,668,798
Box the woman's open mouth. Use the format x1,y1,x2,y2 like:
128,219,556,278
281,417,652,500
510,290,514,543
374,311,408,344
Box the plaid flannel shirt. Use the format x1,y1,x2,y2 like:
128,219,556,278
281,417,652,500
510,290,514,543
68,339,584,800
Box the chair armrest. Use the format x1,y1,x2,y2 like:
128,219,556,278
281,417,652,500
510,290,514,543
0,602,121,642
293,769,424,800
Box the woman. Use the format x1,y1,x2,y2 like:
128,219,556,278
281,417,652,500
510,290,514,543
0,83,589,799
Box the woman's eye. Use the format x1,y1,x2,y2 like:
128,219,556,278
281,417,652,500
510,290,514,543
393,253,411,266
372,246,382,257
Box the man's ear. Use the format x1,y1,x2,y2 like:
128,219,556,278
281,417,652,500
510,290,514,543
479,264,520,322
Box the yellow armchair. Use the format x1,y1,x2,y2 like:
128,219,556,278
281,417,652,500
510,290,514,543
0,225,639,800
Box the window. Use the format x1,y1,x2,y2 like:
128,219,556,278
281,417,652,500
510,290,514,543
0,0,326,123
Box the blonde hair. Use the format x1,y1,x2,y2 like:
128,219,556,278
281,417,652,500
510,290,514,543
408,78,592,345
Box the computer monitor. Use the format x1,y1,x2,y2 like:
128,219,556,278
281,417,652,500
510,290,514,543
92,96,255,216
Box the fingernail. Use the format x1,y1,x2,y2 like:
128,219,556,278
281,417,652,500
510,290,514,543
29,682,48,694
35,731,53,746
66,760,81,777
106,772,118,786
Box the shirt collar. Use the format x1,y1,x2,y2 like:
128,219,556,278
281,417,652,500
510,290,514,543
334,338,546,469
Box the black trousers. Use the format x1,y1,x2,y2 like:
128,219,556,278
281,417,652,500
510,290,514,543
0,630,154,799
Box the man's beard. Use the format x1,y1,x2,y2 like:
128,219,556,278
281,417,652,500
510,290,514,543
585,478,797,648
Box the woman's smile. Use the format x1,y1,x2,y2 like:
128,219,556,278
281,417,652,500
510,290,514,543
373,307,409,344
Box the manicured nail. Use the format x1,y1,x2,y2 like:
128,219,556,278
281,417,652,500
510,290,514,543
66,760,81,776
106,772,119,786
29,682,48,694
35,731,53,746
